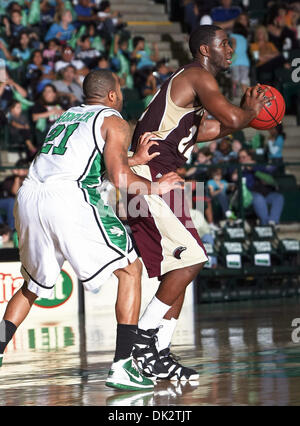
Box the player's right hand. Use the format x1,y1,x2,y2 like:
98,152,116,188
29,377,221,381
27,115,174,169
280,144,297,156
155,172,184,195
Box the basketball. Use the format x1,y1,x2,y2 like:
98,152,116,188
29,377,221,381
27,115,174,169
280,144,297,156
249,85,286,130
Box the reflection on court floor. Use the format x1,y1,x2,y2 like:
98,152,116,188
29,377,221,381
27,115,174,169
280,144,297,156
1,294,300,406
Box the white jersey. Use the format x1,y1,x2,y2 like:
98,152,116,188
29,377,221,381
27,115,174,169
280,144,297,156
27,103,122,185
15,103,137,298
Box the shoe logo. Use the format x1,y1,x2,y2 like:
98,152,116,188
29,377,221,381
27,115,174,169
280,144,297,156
124,366,144,383
173,246,187,259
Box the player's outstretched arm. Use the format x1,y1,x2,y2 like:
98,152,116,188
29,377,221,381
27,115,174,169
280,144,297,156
102,115,183,195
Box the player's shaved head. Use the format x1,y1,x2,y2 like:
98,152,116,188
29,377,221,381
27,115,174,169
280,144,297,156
83,69,117,100
189,25,222,58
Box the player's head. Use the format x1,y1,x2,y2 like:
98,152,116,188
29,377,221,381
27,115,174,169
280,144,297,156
83,69,123,112
189,25,233,73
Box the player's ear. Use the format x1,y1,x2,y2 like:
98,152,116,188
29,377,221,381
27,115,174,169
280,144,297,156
107,89,116,103
199,44,209,57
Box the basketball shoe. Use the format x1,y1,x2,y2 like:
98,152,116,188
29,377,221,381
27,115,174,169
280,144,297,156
131,328,169,379
158,348,199,381
105,356,155,391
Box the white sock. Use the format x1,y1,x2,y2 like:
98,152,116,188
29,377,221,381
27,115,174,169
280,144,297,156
138,296,171,331
156,318,178,352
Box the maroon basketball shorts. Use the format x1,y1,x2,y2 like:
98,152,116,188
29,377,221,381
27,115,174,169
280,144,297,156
126,164,208,278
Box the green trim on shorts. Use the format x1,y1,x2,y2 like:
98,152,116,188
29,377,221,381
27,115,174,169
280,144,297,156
81,153,127,252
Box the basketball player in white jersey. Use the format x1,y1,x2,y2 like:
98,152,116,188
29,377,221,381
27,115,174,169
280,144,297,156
0,70,183,391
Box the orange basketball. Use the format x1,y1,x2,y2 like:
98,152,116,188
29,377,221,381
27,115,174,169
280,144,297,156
249,85,286,130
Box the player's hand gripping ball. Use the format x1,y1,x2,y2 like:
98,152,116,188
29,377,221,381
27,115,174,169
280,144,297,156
249,85,286,130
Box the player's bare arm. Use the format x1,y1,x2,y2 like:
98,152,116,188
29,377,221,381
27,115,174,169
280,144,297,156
102,115,183,195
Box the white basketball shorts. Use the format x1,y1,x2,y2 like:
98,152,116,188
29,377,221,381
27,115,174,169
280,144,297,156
14,180,137,298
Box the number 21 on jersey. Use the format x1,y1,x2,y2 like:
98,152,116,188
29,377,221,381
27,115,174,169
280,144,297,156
40,123,79,155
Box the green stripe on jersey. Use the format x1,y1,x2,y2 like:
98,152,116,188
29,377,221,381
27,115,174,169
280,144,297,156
81,153,127,252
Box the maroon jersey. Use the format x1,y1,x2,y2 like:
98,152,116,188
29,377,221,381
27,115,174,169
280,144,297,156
131,62,205,174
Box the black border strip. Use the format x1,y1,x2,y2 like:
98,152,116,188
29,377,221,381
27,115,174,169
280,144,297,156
81,254,124,283
22,265,55,289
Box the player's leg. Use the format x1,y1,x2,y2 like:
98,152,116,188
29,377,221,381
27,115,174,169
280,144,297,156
0,282,37,366
105,258,155,391
137,263,204,381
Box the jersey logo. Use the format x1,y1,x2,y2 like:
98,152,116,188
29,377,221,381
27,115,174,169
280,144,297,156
110,226,124,237
173,246,187,259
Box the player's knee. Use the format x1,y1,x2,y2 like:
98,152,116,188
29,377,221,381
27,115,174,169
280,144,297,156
185,262,204,280
115,258,142,280
126,258,143,278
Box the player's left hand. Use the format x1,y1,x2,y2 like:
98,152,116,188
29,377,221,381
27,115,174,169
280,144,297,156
132,132,160,165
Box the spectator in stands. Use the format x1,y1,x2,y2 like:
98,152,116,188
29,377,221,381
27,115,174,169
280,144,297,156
185,147,213,181
267,124,285,165
26,49,55,97
2,9,25,41
0,39,13,63
153,59,173,89
11,30,32,64
44,8,76,43
194,0,216,26
211,0,241,32
212,137,236,164
131,36,159,71
238,148,284,226
42,38,61,70
133,66,158,102
231,139,242,161
183,0,200,33
207,166,236,220
266,4,299,53
54,45,89,82
40,0,60,29
74,0,100,27
93,54,113,71
0,158,30,232
0,224,12,247
53,65,84,107
250,25,287,86
76,35,102,69
7,100,37,159
97,0,126,40
230,20,250,97
285,4,300,39
31,84,65,148
0,68,27,111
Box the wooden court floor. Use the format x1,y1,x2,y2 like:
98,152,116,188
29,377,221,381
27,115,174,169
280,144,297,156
1,296,300,406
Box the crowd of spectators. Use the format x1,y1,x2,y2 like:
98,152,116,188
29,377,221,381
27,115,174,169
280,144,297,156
0,0,175,158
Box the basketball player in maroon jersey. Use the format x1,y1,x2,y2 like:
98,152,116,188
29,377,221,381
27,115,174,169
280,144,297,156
126,25,271,381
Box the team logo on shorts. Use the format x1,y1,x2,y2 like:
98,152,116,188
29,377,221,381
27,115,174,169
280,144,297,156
173,246,187,259
109,226,124,237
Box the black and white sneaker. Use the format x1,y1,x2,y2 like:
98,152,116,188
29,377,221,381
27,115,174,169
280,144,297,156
131,328,169,379
158,348,199,381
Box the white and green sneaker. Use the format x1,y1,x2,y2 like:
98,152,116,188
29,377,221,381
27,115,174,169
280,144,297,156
105,357,155,391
